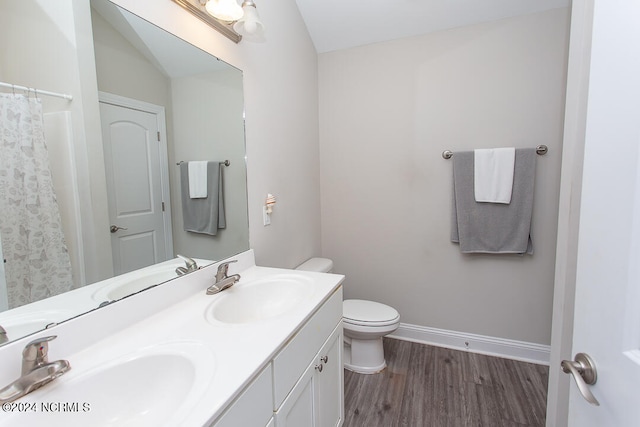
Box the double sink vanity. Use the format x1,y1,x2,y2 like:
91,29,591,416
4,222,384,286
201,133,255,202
0,250,345,426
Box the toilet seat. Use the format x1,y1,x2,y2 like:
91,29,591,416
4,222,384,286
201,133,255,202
343,299,400,327
343,317,399,328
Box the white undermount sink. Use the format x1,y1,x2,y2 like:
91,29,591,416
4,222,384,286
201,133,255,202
205,274,315,324
1,342,215,427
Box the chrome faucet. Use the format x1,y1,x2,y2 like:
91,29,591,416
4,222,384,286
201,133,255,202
0,325,8,345
176,254,199,276
0,336,70,403
206,260,241,295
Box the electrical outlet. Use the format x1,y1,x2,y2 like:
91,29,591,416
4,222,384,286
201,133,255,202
263,206,271,226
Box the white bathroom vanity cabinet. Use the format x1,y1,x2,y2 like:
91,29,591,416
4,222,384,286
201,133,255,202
0,251,345,427
212,287,344,427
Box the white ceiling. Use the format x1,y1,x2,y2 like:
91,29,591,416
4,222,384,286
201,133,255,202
294,0,570,53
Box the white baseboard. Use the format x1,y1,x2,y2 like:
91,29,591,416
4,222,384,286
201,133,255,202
388,323,550,365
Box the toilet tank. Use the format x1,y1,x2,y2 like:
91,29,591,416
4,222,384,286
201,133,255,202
295,258,333,273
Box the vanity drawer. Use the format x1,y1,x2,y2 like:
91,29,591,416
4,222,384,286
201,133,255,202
272,287,343,409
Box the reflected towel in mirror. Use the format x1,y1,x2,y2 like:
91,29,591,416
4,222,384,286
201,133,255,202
188,161,208,198
180,162,226,235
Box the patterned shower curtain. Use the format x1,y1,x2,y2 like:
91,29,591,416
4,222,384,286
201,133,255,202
0,93,73,308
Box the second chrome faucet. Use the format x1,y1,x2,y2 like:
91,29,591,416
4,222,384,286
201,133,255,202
206,260,241,295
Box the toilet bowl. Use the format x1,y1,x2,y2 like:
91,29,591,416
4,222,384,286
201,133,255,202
342,299,400,374
296,258,400,375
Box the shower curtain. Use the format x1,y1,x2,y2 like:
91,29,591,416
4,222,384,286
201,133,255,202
0,93,73,308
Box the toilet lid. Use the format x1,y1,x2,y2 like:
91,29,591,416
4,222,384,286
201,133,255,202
343,299,400,325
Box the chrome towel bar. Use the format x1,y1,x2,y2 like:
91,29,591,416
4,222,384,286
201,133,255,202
176,160,230,166
442,145,548,160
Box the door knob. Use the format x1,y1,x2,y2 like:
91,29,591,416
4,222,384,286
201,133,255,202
561,352,600,406
110,225,128,233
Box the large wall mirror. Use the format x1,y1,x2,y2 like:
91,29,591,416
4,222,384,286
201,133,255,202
0,0,249,346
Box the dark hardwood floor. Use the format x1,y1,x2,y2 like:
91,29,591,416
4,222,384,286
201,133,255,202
344,338,548,427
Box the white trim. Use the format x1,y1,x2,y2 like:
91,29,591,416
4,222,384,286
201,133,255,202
388,323,550,365
97,92,175,260
547,1,593,425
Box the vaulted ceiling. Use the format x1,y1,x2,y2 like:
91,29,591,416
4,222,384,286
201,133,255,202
294,0,570,53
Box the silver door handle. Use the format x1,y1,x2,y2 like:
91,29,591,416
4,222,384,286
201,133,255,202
110,225,128,233
561,353,600,406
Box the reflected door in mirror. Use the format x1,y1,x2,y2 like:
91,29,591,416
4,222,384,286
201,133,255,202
100,101,173,275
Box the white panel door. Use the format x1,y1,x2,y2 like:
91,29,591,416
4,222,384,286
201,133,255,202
100,102,169,275
567,0,640,424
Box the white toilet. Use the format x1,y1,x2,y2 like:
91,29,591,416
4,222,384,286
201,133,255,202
296,258,400,374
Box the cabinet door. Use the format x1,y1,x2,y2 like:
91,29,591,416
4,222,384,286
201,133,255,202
316,325,344,427
275,361,318,427
212,364,274,427
273,288,343,408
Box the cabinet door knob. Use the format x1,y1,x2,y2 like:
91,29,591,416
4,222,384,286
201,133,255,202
320,356,328,364
315,363,323,372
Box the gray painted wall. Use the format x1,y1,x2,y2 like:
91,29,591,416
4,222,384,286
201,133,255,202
100,1,568,346
318,8,570,345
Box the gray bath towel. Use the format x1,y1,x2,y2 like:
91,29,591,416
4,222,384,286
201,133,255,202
451,148,535,254
180,161,226,235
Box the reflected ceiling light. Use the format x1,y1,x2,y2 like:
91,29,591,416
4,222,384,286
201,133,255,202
205,0,244,22
233,1,265,37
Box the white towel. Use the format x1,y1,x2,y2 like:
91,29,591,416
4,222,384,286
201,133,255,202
474,148,515,204
188,161,208,198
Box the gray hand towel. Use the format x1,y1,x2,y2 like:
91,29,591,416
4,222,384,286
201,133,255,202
451,148,535,254
180,161,226,235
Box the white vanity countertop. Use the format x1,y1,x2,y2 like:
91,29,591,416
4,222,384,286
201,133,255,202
0,250,344,427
